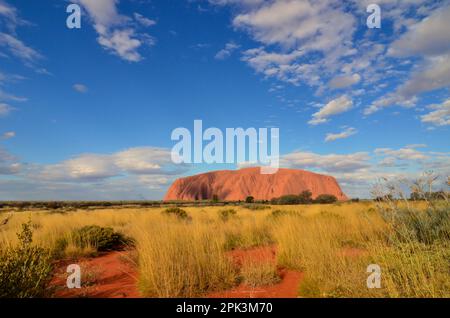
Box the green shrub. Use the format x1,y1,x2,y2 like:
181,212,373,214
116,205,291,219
314,194,338,204
243,204,271,211
162,207,189,219
380,205,450,244
219,209,237,221
0,220,52,298
270,209,301,218
245,196,255,203
71,225,129,251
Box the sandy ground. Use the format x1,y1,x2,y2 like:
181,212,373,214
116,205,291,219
208,245,303,298
50,251,140,298
50,245,303,298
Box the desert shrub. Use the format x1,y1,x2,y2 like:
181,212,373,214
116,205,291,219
270,209,301,218
0,220,52,298
219,209,237,221
71,225,129,251
380,204,450,245
224,232,243,250
243,204,271,211
271,191,314,205
162,207,189,219
314,194,338,204
298,190,313,204
245,196,255,203
274,194,301,205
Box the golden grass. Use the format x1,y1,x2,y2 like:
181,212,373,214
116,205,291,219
1,201,449,298
240,259,280,287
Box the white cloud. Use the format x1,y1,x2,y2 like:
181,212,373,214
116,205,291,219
31,147,189,182
215,41,240,60
309,95,353,125
134,12,156,27
325,127,357,142
421,98,450,126
281,151,371,173
0,147,20,175
280,145,450,198
366,5,450,115
73,83,88,93
0,103,14,116
374,146,429,161
1,131,15,139
77,0,155,62
221,0,356,88
329,73,361,89
388,5,450,57
0,32,41,62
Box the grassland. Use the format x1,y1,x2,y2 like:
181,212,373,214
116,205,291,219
1,200,449,298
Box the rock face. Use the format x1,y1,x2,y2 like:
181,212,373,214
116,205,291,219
164,167,348,201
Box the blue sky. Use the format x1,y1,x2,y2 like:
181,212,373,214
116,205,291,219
0,0,449,200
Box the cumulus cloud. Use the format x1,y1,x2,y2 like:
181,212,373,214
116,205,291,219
281,151,371,173
280,145,450,198
388,5,450,57
329,73,361,89
308,95,353,125
212,0,357,89
30,147,189,182
211,0,450,126
0,147,20,175
421,98,450,127
73,83,88,93
0,103,14,116
325,127,357,142
1,131,15,139
215,41,240,60
366,5,450,115
0,146,191,200
76,0,155,62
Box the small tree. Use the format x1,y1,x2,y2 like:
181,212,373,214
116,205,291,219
211,194,219,203
245,196,255,203
314,194,338,204
298,190,313,204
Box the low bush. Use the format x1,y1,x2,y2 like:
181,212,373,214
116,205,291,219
219,209,237,221
243,204,271,211
162,207,189,220
314,194,338,204
0,220,52,298
71,225,129,251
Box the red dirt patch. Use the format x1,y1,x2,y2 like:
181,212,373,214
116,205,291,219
208,246,303,298
50,251,140,298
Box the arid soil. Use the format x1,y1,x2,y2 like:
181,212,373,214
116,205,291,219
50,251,140,298
50,245,303,298
208,245,303,298
164,167,348,201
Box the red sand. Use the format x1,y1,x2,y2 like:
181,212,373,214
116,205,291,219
50,251,140,298
208,245,303,298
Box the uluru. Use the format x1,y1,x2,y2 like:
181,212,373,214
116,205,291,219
164,167,348,201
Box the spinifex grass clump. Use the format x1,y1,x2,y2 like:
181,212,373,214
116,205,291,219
70,225,130,251
0,220,52,298
240,259,280,287
162,207,190,220
218,209,237,221
134,221,237,297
